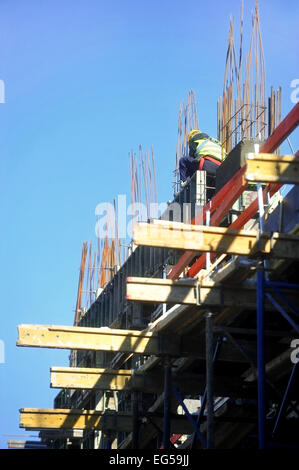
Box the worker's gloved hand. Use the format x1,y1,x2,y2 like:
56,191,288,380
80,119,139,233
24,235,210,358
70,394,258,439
180,177,190,188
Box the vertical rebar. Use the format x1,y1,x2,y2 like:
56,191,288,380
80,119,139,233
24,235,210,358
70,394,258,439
268,95,272,137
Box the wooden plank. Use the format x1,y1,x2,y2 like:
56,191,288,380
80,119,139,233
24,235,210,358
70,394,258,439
133,222,299,260
246,153,299,184
19,408,194,434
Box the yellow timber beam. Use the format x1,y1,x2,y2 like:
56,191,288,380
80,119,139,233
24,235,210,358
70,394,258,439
50,367,161,392
127,277,198,305
17,324,200,357
126,277,299,310
19,408,194,434
132,222,299,260
50,367,256,397
7,441,28,449
245,153,299,184
17,324,159,354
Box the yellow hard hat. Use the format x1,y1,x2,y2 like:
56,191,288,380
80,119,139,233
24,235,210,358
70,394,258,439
187,129,201,143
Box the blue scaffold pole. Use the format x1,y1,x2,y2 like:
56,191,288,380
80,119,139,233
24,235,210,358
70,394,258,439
257,176,266,449
257,265,266,449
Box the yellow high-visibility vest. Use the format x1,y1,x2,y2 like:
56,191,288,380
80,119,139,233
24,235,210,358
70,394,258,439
193,137,226,162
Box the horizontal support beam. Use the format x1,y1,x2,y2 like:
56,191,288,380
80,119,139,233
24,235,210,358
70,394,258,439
7,440,48,449
133,222,299,259
127,277,299,310
245,153,299,184
17,324,201,357
39,429,84,439
127,277,198,305
50,367,159,392
19,408,194,434
50,367,257,397
133,275,299,313
17,324,160,355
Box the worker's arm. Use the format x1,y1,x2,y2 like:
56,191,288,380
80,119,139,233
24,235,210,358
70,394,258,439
179,155,198,182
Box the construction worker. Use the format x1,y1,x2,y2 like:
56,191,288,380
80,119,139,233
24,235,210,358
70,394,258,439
179,129,225,185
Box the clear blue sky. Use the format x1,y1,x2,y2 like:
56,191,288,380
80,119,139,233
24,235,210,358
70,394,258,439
0,0,298,449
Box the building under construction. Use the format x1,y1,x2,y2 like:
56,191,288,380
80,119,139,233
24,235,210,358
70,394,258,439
15,2,299,450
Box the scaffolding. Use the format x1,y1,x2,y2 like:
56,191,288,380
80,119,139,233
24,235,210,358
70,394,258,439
16,102,299,450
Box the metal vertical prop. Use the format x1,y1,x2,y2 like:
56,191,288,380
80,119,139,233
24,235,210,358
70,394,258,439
163,358,172,449
256,143,266,448
191,336,222,449
132,390,139,449
257,264,266,448
206,312,215,449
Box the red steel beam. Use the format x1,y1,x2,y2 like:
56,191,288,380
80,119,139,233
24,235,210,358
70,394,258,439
168,103,299,280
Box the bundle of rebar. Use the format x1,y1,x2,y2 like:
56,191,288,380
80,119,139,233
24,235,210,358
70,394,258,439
217,0,282,153
129,145,158,222
72,146,158,328
74,241,88,326
174,89,199,192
